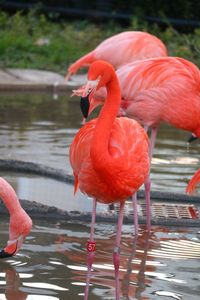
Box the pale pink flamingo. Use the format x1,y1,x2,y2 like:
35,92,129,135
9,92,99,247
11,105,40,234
65,31,167,81
69,60,150,300
76,56,200,160
0,177,32,258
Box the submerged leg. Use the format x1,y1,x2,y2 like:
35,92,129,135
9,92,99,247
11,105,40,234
135,232,151,299
84,198,97,300
132,193,138,236
113,201,125,300
121,234,138,298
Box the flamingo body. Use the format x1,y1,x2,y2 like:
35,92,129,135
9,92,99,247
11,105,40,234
69,60,150,299
66,31,167,79
70,117,149,203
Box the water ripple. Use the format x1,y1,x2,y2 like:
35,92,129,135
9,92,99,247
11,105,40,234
149,239,200,259
23,282,68,291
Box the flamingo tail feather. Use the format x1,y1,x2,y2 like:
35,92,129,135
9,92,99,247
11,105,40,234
186,169,200,195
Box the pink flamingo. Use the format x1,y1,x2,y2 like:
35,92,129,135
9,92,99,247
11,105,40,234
65,31,167,81
76,56,200,161
0,177,32,258
74,56,200,224
70,60,150,300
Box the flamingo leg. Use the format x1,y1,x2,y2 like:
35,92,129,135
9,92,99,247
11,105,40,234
149,127,158,163
143,125,149,133
113,201,125,300
132,193,138,236
133,125,149,236
144,175,151,231
143,127,157,231
84,198,97,300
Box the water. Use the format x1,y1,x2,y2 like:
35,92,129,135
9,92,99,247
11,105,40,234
0,91,200,299
0,219,200,299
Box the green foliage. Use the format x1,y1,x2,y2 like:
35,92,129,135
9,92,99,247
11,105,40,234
0,10,200,73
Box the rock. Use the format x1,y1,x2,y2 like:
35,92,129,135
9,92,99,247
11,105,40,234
0,68,87,91
6,68,64,84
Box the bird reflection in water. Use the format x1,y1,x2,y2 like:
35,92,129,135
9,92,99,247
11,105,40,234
56,229,154,299
121,231,151,299
0,263,27,300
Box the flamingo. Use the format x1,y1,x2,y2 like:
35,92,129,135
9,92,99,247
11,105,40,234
73,56,200,226
75,56,200,161
0,177,32,258
69,60,150,300
65,31,168,81
186,169,200,194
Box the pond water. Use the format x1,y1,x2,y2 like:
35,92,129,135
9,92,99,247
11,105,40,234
0,219,200,300
0,91,200,299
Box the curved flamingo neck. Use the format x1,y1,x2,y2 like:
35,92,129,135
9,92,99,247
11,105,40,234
0,178,21,214
90,71,121,172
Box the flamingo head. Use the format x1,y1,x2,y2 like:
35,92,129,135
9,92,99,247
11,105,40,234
0,209,32,258
72,85,106,119
80,60,115,118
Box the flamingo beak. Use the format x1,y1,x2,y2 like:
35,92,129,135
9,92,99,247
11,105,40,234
187,133,198,143
0,235,24,259
0,242,17,258
80,93,90,119
80,80,98,118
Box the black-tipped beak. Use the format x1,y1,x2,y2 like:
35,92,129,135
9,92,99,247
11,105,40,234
0,248,16,259
0,241,18,259
80,94,90,118
187,134,198,143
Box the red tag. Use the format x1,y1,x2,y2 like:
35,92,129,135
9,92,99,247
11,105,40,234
87,241,96,252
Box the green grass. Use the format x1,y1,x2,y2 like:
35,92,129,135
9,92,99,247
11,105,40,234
0,10,200,74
